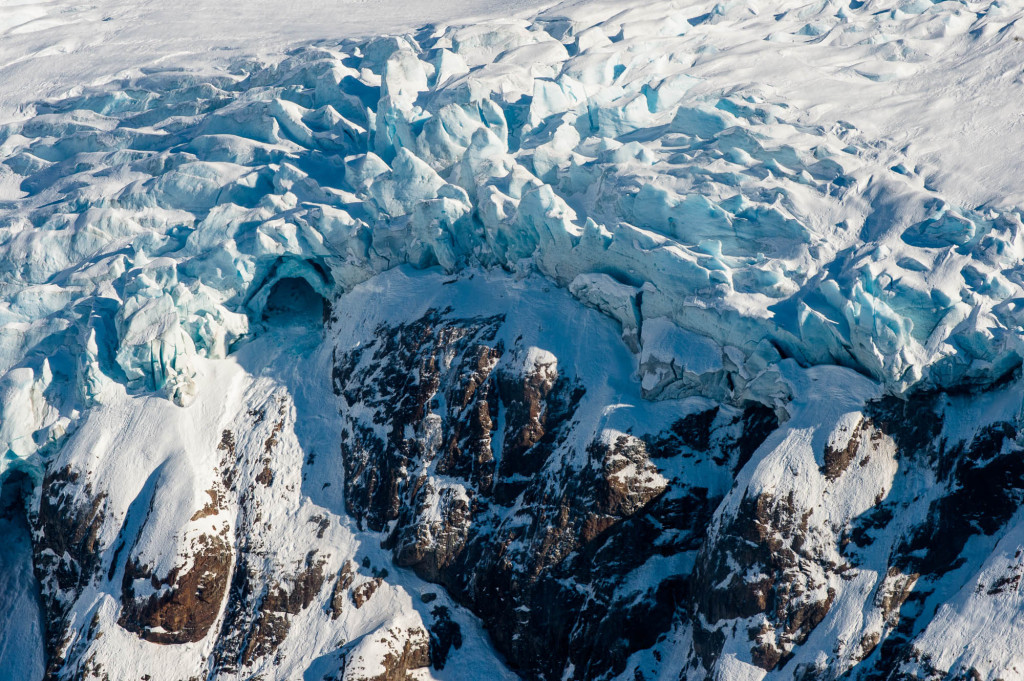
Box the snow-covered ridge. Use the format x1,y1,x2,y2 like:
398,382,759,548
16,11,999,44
3,0,1024,482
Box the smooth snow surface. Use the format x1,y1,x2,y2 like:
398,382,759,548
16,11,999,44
0,477,45,681
0,0,556,120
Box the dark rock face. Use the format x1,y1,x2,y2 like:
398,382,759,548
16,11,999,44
426,606,462,670
890,419,1024,577
333,308,507,533
332,308,780,680
842,397,1024,679
22,291,1024,681
330,303,1024,681
692,490,837,671
118,532,233,644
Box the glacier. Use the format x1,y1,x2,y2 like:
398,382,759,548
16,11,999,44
5,0,1024,679
3,0,1024,484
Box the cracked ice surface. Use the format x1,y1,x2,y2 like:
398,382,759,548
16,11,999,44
3,0,1024,479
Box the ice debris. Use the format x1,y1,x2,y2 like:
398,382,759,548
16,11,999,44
2,4,1024,480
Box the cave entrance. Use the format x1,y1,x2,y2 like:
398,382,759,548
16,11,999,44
261,277,327,326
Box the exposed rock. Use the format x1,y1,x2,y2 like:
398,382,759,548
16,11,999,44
693,491,836,671
209,392,342,678
341,626,430,681
427,606,462,670
588,433,667,519
32,466,108,676
335,309,505,532
190,486,223,521
821,417,868,481
118,532,233,644
352,578,383,609
333,309,779,680
239,550,328,664
392,481,471,583
876,568,919,629
330,561,356,619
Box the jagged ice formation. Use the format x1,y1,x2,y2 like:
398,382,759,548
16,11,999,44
3,0,1024,480
5,1,1024,680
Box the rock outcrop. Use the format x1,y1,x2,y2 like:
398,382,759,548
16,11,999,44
331,294,780,680
4,2,1024,677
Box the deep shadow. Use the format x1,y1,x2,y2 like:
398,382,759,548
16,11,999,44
0,470,47,681
262,277,327,326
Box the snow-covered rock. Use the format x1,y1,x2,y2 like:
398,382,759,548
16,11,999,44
4,0,1024,679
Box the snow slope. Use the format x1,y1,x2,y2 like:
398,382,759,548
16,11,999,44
22,297,522,681
0,473,45,681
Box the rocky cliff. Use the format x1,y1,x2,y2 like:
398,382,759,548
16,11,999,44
4,0,1024,679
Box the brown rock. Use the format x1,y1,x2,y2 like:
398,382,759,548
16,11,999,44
822,418,868,481
330,561,356,619
118,533,232,644
352,577,383,608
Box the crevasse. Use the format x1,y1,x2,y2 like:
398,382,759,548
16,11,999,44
1,2,1023,481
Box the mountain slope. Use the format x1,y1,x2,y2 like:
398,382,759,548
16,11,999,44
2,1,1024,679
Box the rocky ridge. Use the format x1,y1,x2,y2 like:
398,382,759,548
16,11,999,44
3,0,1024,680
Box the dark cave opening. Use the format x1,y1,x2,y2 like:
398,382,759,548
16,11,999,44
261,277,328,326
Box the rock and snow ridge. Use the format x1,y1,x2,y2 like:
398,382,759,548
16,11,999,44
3,0,1024,679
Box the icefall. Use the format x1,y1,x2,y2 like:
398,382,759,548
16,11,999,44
1,3,1023,481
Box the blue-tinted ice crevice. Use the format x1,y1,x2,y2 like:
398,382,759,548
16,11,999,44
1,10,1023,481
